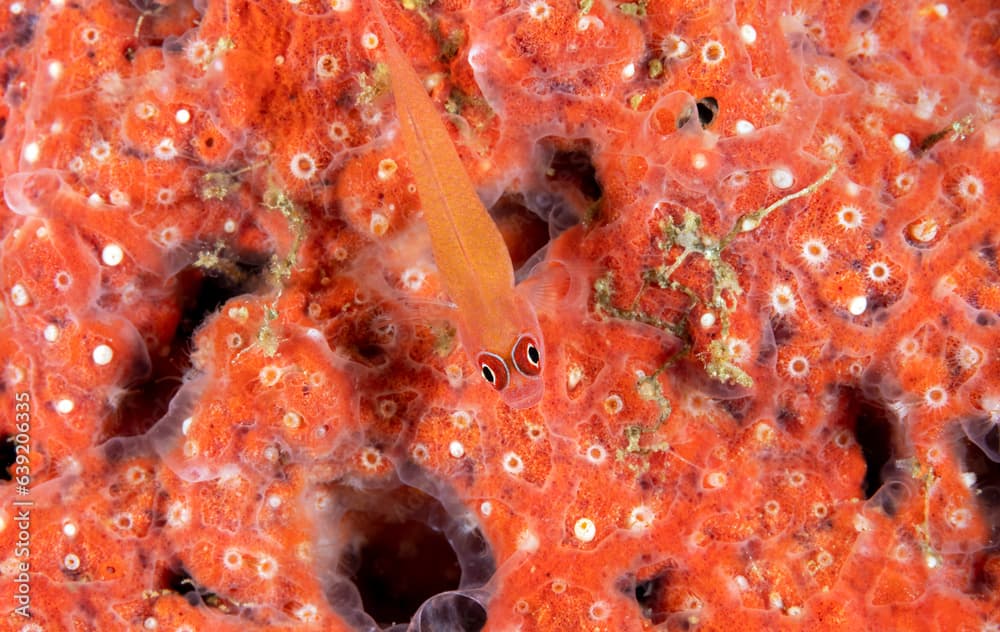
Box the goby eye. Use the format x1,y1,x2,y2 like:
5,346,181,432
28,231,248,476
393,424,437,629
511,334,542,377
477,352,510,390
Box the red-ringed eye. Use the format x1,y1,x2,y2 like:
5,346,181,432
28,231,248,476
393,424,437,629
511,334,542,377
477,352,509,390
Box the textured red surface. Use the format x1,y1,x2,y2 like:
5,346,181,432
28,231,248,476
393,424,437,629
0,0,999,629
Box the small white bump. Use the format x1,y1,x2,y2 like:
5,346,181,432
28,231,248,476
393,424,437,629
328,121,349,142
480,501,492,516
256,555,278,579
101,244,124,266
10,284,30,307
56,398,75,414
891,133,911,153
662,35,690,58
359,446,383,470
787,356,810,378
448,440,465,458
90,140,111,161
867,261,890,283
23,142,40,164
734,119,755,135
528,0,551,20
847,295,867,316
692,153,708,169
109,189,129,207
628,505,655,531
154,138,177,160
63,553,81,570
370,212,389,236
502,452,524,475
947,507,970,529
820,134,844,160
175,109,191,124
955,174,984,202
836,205,864,230
92,344,114,365
43,324,59,342
289,153,317,180
740,24,757,44
517,529,540,552
924,385,948,409
377,158,398,181
361,32,379,50
770,168,794,189
621,63,636,80
770,284,796,315
315,54,340,79
573,518,596,543
701,40,725,64
932,3,948,17
769,89,791,113
584,443,606,464
801,239,829,266
589,601,610,621
699,311,716,328
63,522,77,537
222,548,242,570
704,471,727,488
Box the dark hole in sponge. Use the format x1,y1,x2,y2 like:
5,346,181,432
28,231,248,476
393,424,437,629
838,387,897,500
490,137,598,273
490,194,550,270
0,436,16,482
546,144,602,201
328,478,494,629
628,569,670,624
350,517,462,625
696,97,719,128
106,251,268,439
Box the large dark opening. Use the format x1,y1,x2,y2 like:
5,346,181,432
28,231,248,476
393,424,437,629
327,478,494,630
104,249,267,439
490,137,600,274
838,387,898,499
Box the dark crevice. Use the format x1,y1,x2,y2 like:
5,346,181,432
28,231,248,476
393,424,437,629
696,97,718,128
161,565,205,605
326,480,494,630
627,566,671,625
158,562,239,613
493,137,598,273
105,252,267,438
850,392,896,499
489,194,550,270
0,436,16,481
545,144,602,201
348,517,461,624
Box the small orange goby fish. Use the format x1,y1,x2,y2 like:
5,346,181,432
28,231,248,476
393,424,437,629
374,4,544,408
